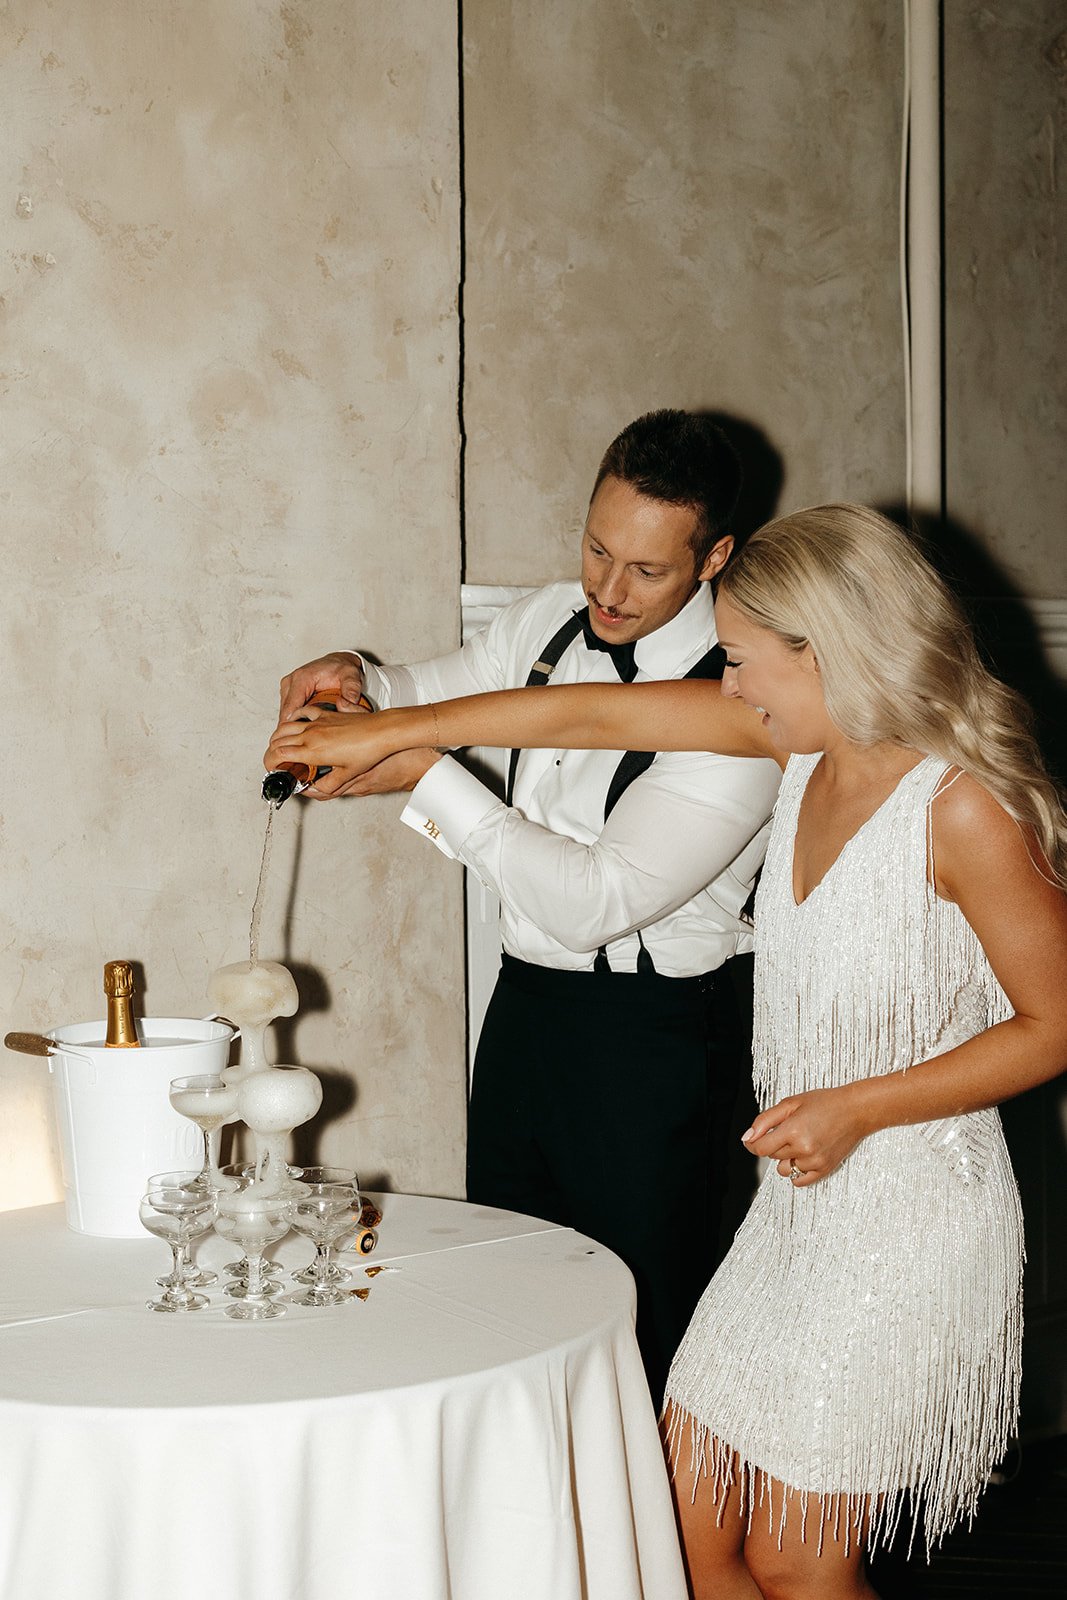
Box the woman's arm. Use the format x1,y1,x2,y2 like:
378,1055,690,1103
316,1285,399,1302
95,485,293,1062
263,678,783,778
747,773,1067,1185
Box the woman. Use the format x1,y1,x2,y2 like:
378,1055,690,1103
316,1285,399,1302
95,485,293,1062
265,505,1067,1599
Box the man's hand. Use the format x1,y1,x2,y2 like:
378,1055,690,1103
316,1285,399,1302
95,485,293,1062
278,652,365,723
309,749,442,799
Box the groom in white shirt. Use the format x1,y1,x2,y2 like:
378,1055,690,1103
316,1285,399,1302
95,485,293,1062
273,410,780,1399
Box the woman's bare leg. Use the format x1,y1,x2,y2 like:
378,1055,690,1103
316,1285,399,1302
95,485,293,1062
743,1474,880,1600
662,1408,762,1600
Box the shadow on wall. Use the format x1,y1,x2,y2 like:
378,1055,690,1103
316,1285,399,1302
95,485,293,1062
884,503,1067,1438
269,960,331,1066
268,963,361,1166
699,409,786,553
884,503,1067,783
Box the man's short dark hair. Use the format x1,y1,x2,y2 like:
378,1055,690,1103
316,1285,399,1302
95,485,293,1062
592,409,742,569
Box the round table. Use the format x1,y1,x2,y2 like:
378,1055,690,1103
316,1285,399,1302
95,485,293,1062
0,1194,686,1600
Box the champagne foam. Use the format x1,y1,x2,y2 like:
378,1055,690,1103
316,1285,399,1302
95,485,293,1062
236,1064,323,1134
207,960,298,1030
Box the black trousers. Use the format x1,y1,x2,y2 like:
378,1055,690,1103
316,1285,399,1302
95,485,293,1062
466,952,754,1405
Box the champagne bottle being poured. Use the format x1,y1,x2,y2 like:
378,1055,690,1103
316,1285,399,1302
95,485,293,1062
104,960,141,1048
261,690,373,806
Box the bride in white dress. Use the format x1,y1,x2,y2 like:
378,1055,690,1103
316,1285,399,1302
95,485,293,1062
265,503,1067,1600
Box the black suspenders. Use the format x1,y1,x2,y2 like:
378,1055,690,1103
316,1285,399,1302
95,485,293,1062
504,612,587,808
504,610,726,974
602,643,726,819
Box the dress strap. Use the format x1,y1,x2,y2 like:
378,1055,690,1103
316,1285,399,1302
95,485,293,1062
926,764,965,888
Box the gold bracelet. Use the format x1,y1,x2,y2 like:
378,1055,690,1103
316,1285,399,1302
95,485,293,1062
428,702,441,749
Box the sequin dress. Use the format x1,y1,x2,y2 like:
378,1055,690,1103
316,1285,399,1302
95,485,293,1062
664,754,1024,1551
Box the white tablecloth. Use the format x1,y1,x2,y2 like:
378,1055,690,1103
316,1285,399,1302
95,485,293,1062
0,1196,686,1600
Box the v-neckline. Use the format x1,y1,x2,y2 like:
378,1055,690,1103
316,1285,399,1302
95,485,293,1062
790,753,932,909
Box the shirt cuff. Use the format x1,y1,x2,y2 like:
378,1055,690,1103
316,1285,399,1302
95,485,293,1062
399,756,501,860
344,655,422,711
345,654,380,709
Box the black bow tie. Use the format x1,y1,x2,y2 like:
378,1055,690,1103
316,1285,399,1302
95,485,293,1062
580,612,638,682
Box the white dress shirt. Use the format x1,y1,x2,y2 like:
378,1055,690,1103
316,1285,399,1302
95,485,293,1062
357,580,781,977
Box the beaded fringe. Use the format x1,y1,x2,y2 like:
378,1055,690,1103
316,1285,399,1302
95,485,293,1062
752,763,1013,1146
665,756,1024,1558
666,1267,1023,1558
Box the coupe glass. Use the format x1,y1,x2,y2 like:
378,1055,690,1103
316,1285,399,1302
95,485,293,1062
213,1188,292,1320
288,1166,359,1286
217,1163,283,1284
145,1165,221,1290
166,1076,238,1289
287,1175,361,1306
140,1174,217,1312
169,1073,239,1191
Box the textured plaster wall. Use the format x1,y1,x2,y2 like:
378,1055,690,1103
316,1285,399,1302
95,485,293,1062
461,0,906,583
0,1,464,1208
945,2,1067,600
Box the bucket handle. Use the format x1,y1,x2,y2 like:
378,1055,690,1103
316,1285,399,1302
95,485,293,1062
201,1014,242,1042
5,1032,97,1069
54,1043,97,1065
45,1041,99,1086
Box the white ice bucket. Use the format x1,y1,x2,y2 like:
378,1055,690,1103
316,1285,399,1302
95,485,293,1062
46,1017,237,1238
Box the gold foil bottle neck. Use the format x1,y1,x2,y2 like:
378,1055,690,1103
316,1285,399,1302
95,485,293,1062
103,960,141,1047
103,960,134,998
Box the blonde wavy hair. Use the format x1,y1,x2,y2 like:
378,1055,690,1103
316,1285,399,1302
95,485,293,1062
720,503,1067,888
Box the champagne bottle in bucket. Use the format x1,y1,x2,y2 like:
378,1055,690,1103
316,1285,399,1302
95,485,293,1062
104,960,141,1049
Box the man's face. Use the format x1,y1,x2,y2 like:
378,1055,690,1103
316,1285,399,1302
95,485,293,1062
580,474,731,645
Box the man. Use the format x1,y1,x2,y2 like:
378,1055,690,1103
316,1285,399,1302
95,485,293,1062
274,410,780,1399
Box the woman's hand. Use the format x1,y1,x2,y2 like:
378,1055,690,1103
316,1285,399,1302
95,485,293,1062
741,1083,872,1187
264,705,400,781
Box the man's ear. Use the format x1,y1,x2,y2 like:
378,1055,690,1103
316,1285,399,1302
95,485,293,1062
698,534,733,583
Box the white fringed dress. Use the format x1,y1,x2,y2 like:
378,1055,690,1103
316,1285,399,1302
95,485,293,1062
664,754,1024,1552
